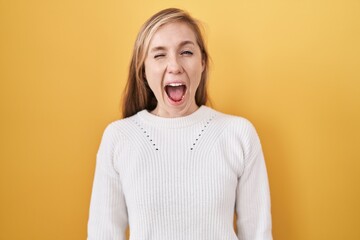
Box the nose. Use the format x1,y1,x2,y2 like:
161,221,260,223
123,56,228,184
166,55,183,74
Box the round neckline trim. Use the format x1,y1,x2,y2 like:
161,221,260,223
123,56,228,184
136,105,215,129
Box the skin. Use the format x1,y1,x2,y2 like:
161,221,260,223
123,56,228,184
144,21,205,118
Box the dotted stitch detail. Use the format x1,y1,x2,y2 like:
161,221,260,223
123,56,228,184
190,115,215,150
133,120,159,151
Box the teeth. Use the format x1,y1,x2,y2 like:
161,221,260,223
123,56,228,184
167,83,184,87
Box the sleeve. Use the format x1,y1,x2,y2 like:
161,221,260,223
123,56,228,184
235,121,272,240
87,124,128,240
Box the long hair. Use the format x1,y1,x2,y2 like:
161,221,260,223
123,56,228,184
122,8,210,118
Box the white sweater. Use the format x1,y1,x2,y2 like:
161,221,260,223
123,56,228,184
88,106,272,240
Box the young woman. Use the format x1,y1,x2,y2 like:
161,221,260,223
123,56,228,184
88,8,272,240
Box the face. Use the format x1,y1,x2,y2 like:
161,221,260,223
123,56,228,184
144,21,205,118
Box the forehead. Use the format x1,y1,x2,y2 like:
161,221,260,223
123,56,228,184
148,21,197,48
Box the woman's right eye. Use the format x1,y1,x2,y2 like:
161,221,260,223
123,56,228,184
154,54,165,59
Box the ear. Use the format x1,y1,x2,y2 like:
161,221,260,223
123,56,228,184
201,59,205,72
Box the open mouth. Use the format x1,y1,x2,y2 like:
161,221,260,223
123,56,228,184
165,83,187,102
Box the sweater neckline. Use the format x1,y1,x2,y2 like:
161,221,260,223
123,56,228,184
136,105,214,129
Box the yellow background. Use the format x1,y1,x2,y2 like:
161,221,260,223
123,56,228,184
1,0,359,239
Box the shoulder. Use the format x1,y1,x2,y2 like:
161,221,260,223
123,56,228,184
102,114,138,139
208,107,258,135
98,116,137,155
104,115,135,133
209,108,262,153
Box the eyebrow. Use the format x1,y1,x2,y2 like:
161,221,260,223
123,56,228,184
149,40,195,53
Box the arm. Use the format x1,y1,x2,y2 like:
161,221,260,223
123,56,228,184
88,124,128,240
235,121,272,240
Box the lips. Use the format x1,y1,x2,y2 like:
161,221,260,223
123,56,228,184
164,83,187,102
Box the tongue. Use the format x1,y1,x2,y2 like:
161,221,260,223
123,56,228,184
166,85,186,102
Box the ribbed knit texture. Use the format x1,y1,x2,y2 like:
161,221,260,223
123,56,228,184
87,106,272,240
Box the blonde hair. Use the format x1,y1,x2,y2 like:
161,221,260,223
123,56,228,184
122,8,209,118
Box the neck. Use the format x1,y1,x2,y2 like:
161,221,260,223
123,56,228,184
151,103,199,118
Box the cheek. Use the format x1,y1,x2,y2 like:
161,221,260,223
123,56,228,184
144,63,164,94
187,61,204,80
145,61,165,79
144,60,151,79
